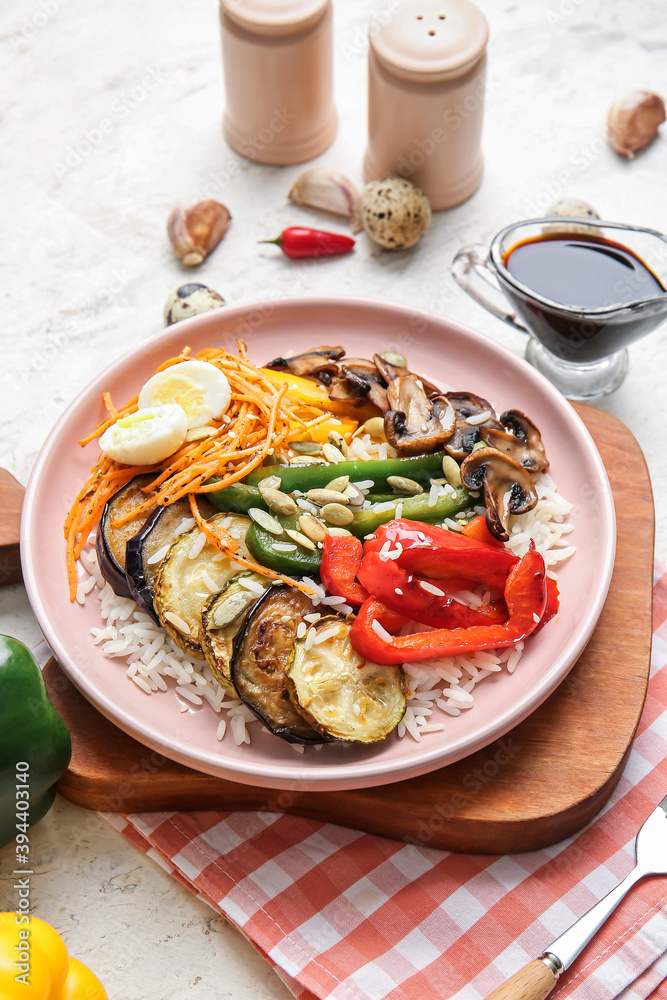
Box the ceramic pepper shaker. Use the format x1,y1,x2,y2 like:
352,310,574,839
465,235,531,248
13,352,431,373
364,0,489,211
219,0,337,165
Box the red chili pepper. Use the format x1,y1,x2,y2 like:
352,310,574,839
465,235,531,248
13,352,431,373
260,227,355,259
350,547,548,665
320,535,369,606
356,552,507,629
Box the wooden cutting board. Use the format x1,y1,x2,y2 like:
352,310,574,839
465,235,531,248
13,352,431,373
1,403,655,854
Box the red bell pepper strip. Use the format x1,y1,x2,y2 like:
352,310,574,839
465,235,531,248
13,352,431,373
320,535,369,606
356,552,507,628
459,514,507,549
397,543,517,593
350,547,548,664
364,518,502,558
260,227,355,259
534,577,559,634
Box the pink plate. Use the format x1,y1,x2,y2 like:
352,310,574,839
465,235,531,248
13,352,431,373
21,297,615,791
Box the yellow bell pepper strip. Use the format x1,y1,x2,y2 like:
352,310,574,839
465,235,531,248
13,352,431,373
0,637,71,849
349,546,548,664
261,368,380,421
0,912,107,999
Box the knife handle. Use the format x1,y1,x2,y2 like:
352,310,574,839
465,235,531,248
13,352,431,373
484,958,559,1000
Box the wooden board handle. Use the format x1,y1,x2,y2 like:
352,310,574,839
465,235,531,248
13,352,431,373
0,468,24,585
484,959,558,1000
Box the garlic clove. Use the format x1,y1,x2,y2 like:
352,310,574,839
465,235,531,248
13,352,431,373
288,169,362,233
167,200,231,266
607,90,666,159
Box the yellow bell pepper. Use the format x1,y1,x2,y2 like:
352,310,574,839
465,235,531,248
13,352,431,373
261,368,380,423
0,913,107,1000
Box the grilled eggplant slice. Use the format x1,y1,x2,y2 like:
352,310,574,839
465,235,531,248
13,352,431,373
200,573,269,693
125,496,216,621
285,618,406,743
231,587,325,743
96,475,157,597
153,513,254,655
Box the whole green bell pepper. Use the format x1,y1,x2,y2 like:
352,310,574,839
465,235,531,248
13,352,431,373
0,636,72,849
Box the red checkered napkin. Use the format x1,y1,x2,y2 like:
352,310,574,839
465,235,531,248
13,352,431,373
104,568,667,1000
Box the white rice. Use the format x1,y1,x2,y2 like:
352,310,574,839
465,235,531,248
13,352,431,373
76,469,573,750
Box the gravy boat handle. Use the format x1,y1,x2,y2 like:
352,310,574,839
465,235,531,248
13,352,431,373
452,243,529,335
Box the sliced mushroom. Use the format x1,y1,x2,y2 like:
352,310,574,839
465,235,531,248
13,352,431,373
373,354,441,399
265,346,345,377
501,410,549,473
479,410,549,473
444,392,502,460
460,447,538,541
324,359,389,411
384,374,456,454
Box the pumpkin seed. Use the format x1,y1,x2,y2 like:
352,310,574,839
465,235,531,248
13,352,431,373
249,507,284,536
325,474,350,493
257,474,281,490
258,486,298,517
290,440,322,455
327,526,353,537
321,503,354,526
298,514,328,542
343,483,365,506
210,591,255,629
322,442,345,464
326,431,347,453
285,528,316,551
378,350,407,367
441,455,463,488
307,488,351,507
359,416,386,438
387,475,423,495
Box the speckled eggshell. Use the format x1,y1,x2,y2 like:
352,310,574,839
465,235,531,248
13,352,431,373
360,178,432,251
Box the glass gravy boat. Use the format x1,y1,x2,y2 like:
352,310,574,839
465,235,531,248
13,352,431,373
452,217,667,399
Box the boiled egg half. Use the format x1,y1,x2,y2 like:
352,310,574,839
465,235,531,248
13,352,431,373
99,405,187,466
138,360,231,429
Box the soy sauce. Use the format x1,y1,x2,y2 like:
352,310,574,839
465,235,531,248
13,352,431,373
500,232,666,362
504,234,664,309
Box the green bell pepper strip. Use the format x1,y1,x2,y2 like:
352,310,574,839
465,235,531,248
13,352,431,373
246,517,322,576
346,488,471,539
244,486,472,576
206,481,267,515
0,636,71,849
243,451,448,493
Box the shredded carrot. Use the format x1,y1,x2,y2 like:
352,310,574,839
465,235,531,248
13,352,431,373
188,495,315,595
188,493,238,553
102,392,118,418
64,344,355,600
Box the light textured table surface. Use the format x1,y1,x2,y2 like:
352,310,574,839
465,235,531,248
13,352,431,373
1,0,666,997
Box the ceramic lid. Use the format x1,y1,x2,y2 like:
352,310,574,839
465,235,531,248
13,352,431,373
220,0,329,35
370,0,488,80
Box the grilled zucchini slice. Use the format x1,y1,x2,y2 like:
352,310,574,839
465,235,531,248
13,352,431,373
231,587,325,743
153,513,255,655
285,618,406,743
200,573,268,693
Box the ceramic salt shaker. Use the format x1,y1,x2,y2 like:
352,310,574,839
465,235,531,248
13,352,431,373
364,0,489,211
219,0,337,165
